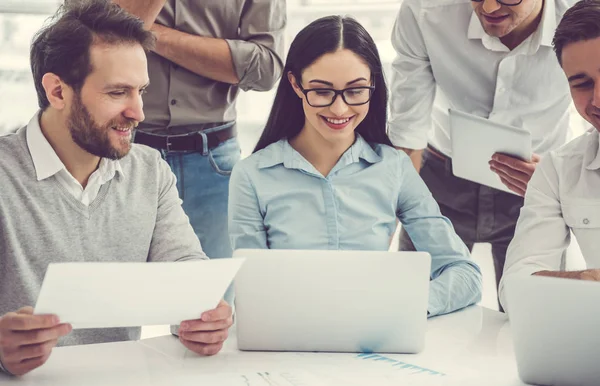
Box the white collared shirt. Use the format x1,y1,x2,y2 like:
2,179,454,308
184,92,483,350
26,112,123,206
499,128,600,310
389,0,574,156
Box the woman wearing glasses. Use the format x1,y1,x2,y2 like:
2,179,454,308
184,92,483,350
228,16,482,316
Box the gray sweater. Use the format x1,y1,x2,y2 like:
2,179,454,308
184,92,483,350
0,127,207,347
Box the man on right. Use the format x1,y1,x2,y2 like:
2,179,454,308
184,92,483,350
389,0,575,307
499,0,600,311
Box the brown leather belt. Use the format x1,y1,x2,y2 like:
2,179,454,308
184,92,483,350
134,123,236,152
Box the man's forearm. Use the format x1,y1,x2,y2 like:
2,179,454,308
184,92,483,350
151,24,239,84
112,0,166,29
396,147,424,172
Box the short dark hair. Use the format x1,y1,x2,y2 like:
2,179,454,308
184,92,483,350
553,0,600,66
30,0,155,110
253,15,392,153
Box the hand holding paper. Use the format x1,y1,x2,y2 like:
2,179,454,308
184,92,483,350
178,299,233,356
34,259,244,329
0,306,72,376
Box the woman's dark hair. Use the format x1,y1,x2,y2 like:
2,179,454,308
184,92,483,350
253,15,392,152
30,0,155,110
553,0,600,66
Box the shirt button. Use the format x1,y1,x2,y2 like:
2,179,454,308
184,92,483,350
583,218,590,225
170,99,177,106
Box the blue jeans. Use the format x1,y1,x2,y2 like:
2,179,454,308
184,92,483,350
161,135,241,302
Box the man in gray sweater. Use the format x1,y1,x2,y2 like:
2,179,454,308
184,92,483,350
0,0,232,376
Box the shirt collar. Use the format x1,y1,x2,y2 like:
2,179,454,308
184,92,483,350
96,156,124,184
538,0,557,48
467,0,556,52
467,12,487,41
26,111,124,181
586,130,600,171
26,111,68,181
257,134,382,170
350,135,383,164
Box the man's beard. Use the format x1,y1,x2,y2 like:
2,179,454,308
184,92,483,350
68,93,136,160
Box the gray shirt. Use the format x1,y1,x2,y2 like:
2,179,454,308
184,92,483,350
140,0,286,134
0,126,207,349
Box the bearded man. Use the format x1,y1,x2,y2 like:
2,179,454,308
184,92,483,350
0,0,232,376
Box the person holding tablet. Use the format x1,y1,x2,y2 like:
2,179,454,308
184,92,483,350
500,0,600,311
228,16,483,317
389,0,576,309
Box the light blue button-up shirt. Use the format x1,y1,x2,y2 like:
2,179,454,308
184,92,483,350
228,135,482,316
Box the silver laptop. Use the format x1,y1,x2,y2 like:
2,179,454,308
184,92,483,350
449,109,531,195
505,275,600,386
232,249,431,354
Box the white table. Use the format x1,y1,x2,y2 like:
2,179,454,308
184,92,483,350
0,306,527,385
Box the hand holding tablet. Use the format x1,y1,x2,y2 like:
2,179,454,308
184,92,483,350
449,109,532,195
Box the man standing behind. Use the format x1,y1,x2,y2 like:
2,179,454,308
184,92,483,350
389,0,574,307
114,0,286,267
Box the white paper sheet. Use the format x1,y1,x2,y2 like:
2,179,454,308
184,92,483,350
34,259,244,329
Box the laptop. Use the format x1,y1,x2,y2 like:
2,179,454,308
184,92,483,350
449,109,531,195
505,275,600,386
232,249,431,354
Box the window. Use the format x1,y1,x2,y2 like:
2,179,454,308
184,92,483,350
0,1,58,134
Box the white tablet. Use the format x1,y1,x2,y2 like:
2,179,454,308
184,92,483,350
449,109,531,195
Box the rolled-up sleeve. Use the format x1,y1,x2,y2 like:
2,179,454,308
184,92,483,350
226,0,286,92
499,156,570,312
228,162,268,250
388,0,436,150
149,154,208,262
396,154,482,316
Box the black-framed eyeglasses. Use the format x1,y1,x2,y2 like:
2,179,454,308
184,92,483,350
471,0,523,6
298,84,375,107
